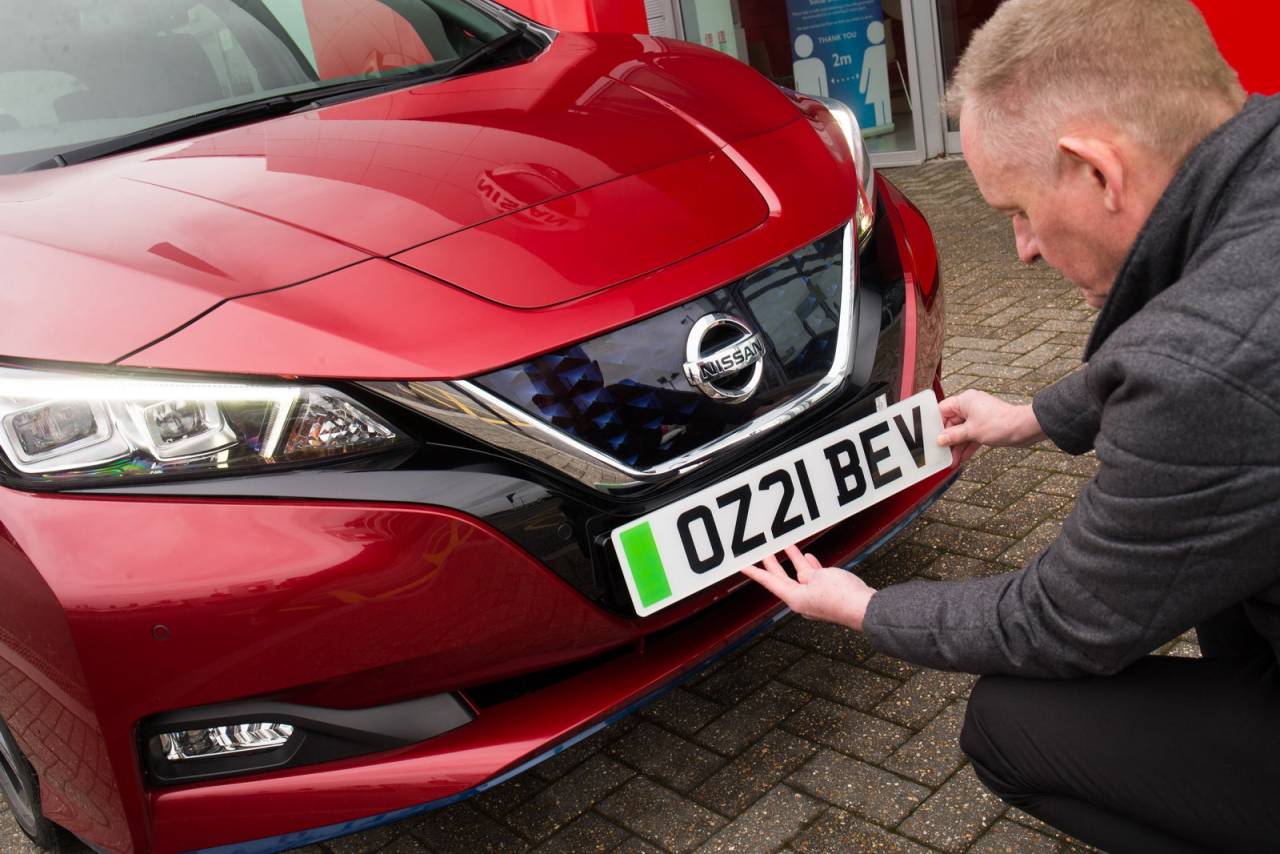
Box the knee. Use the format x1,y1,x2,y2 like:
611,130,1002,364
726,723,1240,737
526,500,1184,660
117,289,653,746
961,675,1026,801
960,675,1005,764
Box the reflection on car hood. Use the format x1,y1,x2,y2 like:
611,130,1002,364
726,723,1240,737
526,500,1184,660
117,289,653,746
132,33,797,257
0,32,811,365
120,119,863,380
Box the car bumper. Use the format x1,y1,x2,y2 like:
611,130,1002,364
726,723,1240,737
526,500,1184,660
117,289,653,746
165,468,959,854
0,176,948,854
0,459,955,854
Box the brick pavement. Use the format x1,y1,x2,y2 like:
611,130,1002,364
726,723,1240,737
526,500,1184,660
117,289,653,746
3,159,1198,853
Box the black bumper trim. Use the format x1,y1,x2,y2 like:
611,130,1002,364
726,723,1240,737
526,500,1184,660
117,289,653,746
141,693,474,786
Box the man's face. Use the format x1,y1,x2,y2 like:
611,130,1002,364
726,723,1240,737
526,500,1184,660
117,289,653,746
960,109,1127,309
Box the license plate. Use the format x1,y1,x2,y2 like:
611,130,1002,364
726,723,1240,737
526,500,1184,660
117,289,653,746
612,390,951,616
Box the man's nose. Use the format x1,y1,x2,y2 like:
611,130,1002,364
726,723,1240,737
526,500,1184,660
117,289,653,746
1013,220,1041,264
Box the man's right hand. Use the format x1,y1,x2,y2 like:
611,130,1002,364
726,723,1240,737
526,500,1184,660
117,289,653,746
937,389,1047,465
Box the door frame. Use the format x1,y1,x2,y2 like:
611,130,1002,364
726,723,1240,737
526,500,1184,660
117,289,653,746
866,0,929,168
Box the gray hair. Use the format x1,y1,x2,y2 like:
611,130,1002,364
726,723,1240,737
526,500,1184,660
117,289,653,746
946,0,1245,175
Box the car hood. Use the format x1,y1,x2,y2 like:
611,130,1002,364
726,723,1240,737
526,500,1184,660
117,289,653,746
0,157,368,365
121,116,863,380
0,33,801,364
132,33,797,260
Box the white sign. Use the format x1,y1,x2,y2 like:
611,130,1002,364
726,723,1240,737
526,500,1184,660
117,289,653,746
613,390,950,616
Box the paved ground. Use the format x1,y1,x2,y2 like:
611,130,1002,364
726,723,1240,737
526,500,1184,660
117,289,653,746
2,159,1199,853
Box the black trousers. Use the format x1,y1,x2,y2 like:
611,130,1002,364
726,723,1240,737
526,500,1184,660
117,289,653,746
960,607,1280,854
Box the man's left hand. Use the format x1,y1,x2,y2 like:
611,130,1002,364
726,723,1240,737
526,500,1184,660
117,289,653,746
740,545,877,631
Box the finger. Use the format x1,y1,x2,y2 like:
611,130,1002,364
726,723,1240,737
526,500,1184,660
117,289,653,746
795,557,818,583
761,552,789,578
784,544,814,581
938,422,969,447
741,565,793,601
954,442,981,466
938,392,968,419
804,552,823,571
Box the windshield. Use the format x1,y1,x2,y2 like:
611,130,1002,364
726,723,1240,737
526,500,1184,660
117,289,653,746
0,0,518,174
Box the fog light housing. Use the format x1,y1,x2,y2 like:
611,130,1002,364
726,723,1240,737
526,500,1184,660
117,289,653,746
141,694,474,785
157,723,295,761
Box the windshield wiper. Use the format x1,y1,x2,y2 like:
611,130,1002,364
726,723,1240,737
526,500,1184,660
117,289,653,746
22,95,321,171
21,30,527,174
439,24,530,79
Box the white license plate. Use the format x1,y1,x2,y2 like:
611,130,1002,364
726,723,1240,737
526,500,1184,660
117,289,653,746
612,390,950,616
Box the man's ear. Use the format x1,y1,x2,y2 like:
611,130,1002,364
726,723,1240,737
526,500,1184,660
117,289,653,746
1057,135,1126,213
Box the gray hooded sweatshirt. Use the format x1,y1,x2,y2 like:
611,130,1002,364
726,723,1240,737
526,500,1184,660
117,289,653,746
863,94,1280,678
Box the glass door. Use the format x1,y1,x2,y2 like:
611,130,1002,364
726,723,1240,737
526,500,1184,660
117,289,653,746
932,0,1000,154
674,0,928,166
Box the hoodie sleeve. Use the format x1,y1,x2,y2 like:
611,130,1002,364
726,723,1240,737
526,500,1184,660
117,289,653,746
1032,368,1098,455
863,348,1280,677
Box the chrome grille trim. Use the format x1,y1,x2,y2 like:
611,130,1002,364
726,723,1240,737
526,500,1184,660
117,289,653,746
365,221,859,493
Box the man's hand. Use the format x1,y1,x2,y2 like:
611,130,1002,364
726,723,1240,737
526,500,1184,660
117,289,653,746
740,545,876,631
937,389,1047,465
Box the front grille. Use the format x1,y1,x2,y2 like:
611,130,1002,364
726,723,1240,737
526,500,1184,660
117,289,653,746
474,227,846,470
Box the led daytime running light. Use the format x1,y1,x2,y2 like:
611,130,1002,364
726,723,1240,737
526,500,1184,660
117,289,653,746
0,366,403,482
812,94,876,247
0,377,301,404
158,723,295,761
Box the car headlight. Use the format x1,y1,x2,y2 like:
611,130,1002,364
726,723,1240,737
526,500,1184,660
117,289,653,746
0,365,408,487
812,95,876,248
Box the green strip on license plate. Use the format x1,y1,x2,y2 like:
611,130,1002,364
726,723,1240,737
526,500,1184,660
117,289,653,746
619,522,672,607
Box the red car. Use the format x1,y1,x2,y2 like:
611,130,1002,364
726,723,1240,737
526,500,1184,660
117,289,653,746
0,1,952,851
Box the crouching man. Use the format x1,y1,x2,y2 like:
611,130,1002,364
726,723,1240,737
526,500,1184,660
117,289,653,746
745,1,1280,851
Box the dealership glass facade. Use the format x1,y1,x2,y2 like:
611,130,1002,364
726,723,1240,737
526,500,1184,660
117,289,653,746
660,0,999,164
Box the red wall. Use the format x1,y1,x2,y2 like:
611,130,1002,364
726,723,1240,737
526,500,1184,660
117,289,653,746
498,0,646,34
1192,0,1280,94
501,0,1278,97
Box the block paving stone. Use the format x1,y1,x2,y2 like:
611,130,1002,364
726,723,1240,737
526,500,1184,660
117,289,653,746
607,723,725,794
780,654,899,711
883,702,969,787
1,160,1141,854
598,777,726,852
506,754,636,841
898,765,1011,853
787,749,930,825
690,638,806,706
969,819,1062,854
641,688,727,738
693,681,810,758
694,786,822,853
790,808,935,854
408,801,527,853
782,697,911,763
692,729,820,816
874,669,978,731
531,813,632,854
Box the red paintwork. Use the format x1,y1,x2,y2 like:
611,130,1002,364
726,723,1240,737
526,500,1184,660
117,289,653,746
0,33,800,368
0,525,133,853
392,150,769,308
122,118,858,378
153,475,961,854
0,158,366,365
124,33,798,259
0,27,948,854
879,176,945,399
0,463,955,854
0,170,945,854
